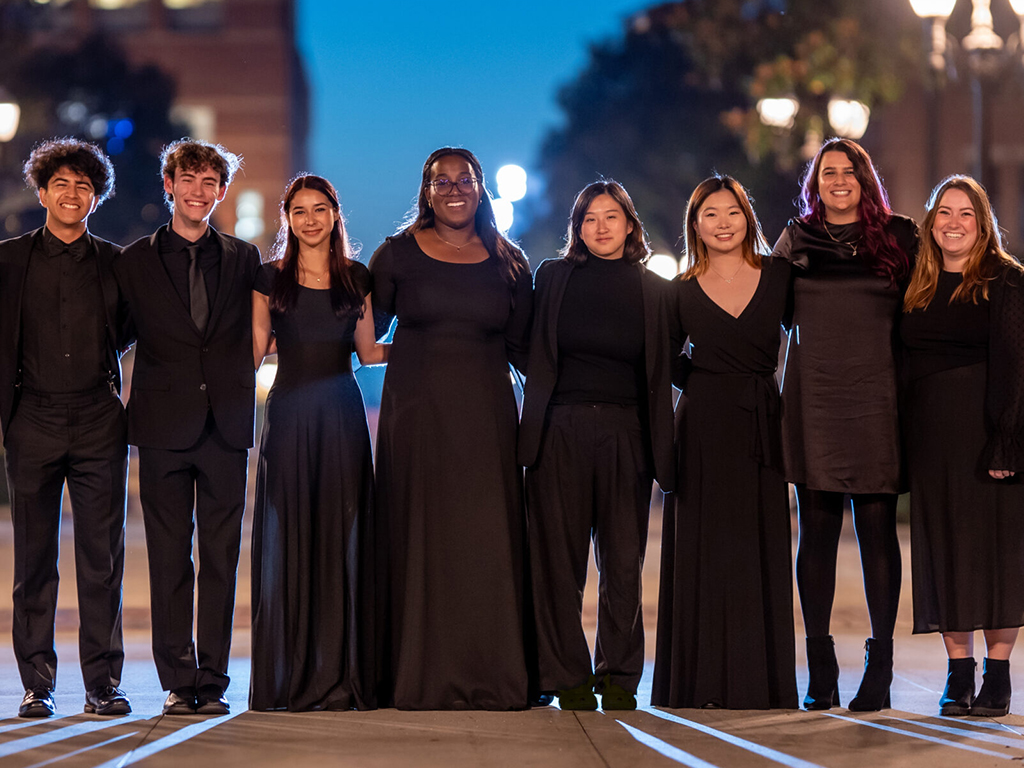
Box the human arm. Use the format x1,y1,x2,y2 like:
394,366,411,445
983,264,1024,477
252,290,273,370
506,255,534,375
354,293,390,365
368,239,397,341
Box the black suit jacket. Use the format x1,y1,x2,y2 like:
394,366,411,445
0,228,130,445
517,257,680,492
114,225,260,451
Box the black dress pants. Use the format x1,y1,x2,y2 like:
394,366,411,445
526,404,653,694
138,412,248,693
5,388,128,692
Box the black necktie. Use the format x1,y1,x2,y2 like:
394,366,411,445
187,244,209,332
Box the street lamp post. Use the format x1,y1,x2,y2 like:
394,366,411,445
910,0,1024,188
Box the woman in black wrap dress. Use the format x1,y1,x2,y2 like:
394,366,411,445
369,148,533,710
653,175,797,710
773,139,918,712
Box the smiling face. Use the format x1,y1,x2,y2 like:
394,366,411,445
163,164,228,232
580,193,634,260
931,188,979,269
426,154,481,231
696,189,747,259
817,149,862,223
38,166,99,238
287,187,337,251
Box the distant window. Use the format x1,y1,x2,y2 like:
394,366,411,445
165,0,224,30
89,0,147,30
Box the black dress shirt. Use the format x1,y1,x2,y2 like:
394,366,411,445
158,224,221,316
21,228,109,393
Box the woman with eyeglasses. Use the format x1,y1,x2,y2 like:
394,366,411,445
369,147,533,710
902,176,1024,717
517,180,678,711
250,174,387,711
773,138,918,712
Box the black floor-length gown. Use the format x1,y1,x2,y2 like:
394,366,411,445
902,268,1024,634
652,257,798,709
369,231,533,710
250,262,376,711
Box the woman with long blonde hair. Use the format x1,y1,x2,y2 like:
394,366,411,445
652,175,797,709
901,175,1024,717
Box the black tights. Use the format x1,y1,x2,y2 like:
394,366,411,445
794,485,901,639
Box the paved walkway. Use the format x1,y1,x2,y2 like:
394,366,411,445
0,482,1021,767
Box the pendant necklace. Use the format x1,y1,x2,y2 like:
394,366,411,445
822,220,861,258
300,264,329,283
434,228,478,251
707,260,744,284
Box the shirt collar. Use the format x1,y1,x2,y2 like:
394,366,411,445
42,227,90,262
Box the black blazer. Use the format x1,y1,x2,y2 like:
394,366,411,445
0,228,130,445
517,257,680,492
114,225,260,451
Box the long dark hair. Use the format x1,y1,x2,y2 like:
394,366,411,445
681,175,768,280
402,147,527,288
561,180,650,265
268,174,363,317
799,138,908,285
904,175,1021,311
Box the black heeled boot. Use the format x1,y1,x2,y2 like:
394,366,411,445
804,635,840,710
971,658,1011,717
848,637,893,711
939,657,975,716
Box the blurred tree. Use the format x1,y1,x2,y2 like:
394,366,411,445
0,11,180,246
520,0,921,263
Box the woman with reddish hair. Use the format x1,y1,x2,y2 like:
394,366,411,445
773,138,919,712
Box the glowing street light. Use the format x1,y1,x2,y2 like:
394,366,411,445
492,197,514,234
647,253,680,280
495,164,527,202
0,88,20,143
756,97,799,130
827,99,871,140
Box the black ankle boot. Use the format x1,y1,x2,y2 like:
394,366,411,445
804,635,840,710
971,658,1011,717
939,657,975,716
848,637,893,711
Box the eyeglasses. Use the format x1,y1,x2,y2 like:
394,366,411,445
428,177,479,195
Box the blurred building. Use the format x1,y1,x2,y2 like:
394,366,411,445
17,0,309,252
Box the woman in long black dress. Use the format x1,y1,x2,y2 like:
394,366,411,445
518,180,677,711
773,138,918,711
902,175,1024,717
653,176,797,710
250,174,387,711
369,148,532,710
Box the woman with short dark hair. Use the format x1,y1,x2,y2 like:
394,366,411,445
519,180,678,711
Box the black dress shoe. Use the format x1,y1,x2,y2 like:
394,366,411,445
195,684,229,715
163,687,197,715
971,658,1011,717
19,687,55,718
85,685,132,716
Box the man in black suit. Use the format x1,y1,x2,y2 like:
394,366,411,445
114,139,259,715
0,139,132,718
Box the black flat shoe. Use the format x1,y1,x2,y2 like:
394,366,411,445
196,684,230,715
939,658,975,717
19,687,55,718
85,685,132,716
163,687,197,715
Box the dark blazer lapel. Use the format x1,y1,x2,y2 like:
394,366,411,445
640,264,658,383
544,261,574,367
141,227,196,330
88,233,119,348
206,228,237,336
7,230,38,360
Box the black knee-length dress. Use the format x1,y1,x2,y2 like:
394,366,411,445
652,257,798,709
901,265,1024,634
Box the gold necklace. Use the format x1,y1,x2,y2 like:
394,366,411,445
707,260,744,284
299,263,329,283
434,228,478,251
822,220,861,258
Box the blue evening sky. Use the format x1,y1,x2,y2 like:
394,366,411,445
297,0,647,259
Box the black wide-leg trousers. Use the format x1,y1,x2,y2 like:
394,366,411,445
526,403,653,694
5,388,128,692
138,412,248,693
